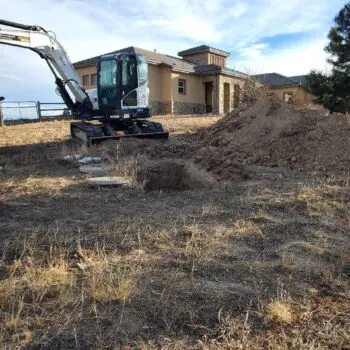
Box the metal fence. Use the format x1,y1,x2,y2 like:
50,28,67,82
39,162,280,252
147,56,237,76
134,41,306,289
0,101,70,125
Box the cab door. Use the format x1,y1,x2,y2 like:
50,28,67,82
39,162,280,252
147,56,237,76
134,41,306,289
120,55,138,108
97,55,120,112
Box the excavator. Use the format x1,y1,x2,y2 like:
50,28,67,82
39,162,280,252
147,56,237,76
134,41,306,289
0,19,168,145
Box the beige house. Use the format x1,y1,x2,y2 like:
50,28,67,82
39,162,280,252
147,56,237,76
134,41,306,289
253,73,315,105
73,45,247,115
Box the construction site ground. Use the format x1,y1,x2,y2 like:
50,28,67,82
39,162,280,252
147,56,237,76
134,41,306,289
0,108,349,349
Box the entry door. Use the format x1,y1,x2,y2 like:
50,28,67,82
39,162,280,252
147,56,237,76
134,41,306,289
205,82,213,113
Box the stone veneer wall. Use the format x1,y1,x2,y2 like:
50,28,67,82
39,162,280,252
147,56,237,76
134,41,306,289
150,101,172,115
217,76,245,115
172,101,206,115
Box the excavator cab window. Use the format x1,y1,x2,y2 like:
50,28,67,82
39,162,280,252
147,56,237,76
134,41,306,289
98,57,118,111
98,53,140,113
121,55,138,106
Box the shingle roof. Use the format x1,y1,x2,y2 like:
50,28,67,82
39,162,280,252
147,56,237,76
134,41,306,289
194,64,221,73
178,45,230,57
253,73,303,86
134,47,195,72
73,46,245,78
73,46,195,73
289,75,309,85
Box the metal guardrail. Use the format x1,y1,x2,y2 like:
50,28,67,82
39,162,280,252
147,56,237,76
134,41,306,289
0,101,70,125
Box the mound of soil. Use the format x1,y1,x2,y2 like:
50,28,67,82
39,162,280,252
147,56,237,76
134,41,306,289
137,159,213,191
194,95,350,179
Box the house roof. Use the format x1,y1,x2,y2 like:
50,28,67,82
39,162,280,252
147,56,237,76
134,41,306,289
73,46,245,78
194,64,247,79
73,46,195,73
178,45,230,57
253,73,304,87
289,75,309,85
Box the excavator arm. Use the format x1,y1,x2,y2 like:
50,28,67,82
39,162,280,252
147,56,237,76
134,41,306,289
0,19,92,114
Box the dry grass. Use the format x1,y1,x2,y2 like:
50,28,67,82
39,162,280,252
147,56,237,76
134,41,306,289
297,179,349,218
0,120,71,146
232,219,266,238
0,176,80,201
0,115,220,147
266,301,294,323
0,117,349,348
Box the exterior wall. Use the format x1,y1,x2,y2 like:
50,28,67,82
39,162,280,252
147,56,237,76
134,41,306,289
149,65,172,114
208,53,226,67
181,52,227,67
148,64,161,101
171,72,205,114
157,67,172,114
76,66,97,90
181,52,210,65
217,75,246,114
271,86,316,105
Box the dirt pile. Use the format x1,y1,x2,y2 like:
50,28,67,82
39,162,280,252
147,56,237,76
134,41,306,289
194,95,350,178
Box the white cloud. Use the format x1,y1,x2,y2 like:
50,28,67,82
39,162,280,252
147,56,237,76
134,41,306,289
238,43,269,59
234,39,331,76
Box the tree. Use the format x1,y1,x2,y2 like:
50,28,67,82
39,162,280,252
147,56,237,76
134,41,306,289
308,69,350,113
326,3,350,71
308,2,350,112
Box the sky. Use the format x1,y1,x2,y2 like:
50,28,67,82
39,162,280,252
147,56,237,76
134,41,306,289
0,0,346,102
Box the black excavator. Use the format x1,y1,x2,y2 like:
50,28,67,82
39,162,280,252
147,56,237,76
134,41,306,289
0,19,168,145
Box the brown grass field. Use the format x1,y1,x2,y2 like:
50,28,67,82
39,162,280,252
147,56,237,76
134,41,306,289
0,116,349,349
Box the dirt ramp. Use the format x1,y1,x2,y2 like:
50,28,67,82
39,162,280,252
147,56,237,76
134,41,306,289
137,159,214,191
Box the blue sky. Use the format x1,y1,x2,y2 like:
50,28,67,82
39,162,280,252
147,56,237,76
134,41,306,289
0,0,346,102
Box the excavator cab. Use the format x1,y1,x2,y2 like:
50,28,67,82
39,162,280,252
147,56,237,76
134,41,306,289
98,53,151,119
72,52,167,145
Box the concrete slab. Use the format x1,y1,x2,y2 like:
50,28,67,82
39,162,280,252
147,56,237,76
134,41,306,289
63,154,82,161
79,165,112,175
78,156,103,165
87,176,131,187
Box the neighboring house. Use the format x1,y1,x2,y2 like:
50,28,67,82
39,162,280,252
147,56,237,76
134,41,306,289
73,45,248,115
253,73,315,105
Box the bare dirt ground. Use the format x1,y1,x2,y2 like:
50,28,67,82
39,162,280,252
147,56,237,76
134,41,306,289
0,111,349,349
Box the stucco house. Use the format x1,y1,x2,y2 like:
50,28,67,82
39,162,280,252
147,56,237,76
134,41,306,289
253,73,315,106
73,45,247,115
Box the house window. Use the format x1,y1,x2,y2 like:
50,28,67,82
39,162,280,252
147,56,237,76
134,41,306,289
283,91,294,103
82,75,89,86
178,79,186,95
90,73,97,85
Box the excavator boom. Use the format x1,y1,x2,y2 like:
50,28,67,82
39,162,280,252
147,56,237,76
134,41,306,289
0,19,91,113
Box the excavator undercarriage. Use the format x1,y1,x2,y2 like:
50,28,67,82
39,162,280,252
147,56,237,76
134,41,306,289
70,119,168,146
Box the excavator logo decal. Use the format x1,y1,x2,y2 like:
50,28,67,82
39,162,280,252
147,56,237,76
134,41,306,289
0,33,29,42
